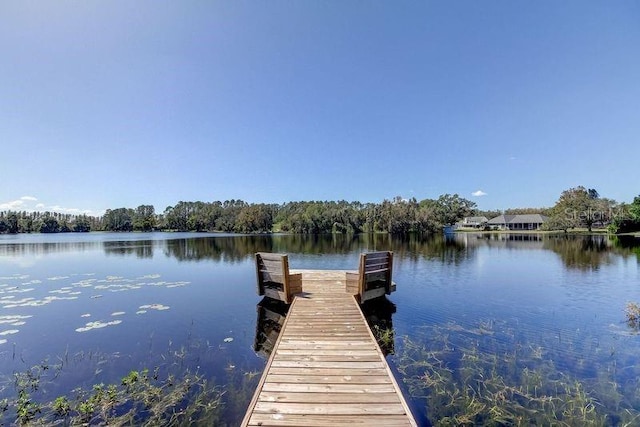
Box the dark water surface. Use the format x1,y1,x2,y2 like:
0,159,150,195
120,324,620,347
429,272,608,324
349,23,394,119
0,232,639,425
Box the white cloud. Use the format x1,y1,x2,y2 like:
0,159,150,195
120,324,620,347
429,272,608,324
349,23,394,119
472,190,488,197
48,205,94,215
0,198,95,215
0,200,25,210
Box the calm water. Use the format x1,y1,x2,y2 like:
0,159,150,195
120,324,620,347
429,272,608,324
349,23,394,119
0,232,639,425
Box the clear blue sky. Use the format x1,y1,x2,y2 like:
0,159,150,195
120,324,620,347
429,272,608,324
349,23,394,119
1,1,639,216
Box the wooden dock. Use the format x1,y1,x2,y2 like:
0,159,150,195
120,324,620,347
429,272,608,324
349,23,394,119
242,270,417,427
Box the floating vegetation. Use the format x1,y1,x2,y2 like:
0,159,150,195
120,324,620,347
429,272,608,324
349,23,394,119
2,295,79,308
0,315,32,325
75,320,123,333
72,278,97,287
166,281,189,288
0,274,30,280
395,320,640,426
7,288,34,294
139,304,170,311
0,272,187,328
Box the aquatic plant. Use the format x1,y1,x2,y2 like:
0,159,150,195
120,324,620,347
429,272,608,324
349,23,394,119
372,324,395,353
52,396,70,416
2,363,224,425
0,332,254,426
625,302,640,329
395,320,640,426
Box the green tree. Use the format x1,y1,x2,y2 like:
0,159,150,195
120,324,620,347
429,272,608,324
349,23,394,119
215,200,247,232
40,215,60,233
236,204,274,233
18,216,34,233
611,196,640,234
6,212,19,234
433,194,477,226
547,186,607,232
133,205,156,231
629,195,640,222
164,203,188,231
73,215,91,232
103,208,134,231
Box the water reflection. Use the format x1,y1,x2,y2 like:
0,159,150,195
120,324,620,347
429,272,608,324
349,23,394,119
544,235,614,270
453,232,640,269
610,235,640,261
386,234,471,265
361,297,397,356
0,241,102,257
254,298,289,359
103,240,154,258
2,233,638,269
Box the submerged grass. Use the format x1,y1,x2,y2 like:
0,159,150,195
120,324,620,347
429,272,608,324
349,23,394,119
625,302,640,329
0,332,263,426
5,360,224,426
395,320,640,426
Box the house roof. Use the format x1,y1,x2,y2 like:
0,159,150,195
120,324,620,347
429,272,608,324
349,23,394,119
487,214,548,224
509,214,548,223
487,215,514,224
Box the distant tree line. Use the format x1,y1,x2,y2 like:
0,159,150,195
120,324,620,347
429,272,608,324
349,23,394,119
1,189,638,235
0,194,476,235
0,211,98,234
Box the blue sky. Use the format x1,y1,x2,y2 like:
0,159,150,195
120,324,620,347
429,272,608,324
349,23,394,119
1,1,639,216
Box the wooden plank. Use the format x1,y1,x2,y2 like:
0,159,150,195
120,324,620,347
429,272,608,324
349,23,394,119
265,374,392,384
361,287,387,302
247,414,412,426
252,402,408,415
258,391,401,403
363,251,391,261
267,367,388,376
272,354,382,362
261,383,398,393
257,252,289,262
270,360,386,369
276,348,371,357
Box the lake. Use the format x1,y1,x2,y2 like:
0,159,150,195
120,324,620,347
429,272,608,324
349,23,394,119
0,232,639,425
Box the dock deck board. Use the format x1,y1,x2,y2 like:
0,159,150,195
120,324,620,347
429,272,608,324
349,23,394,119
242,270,417,427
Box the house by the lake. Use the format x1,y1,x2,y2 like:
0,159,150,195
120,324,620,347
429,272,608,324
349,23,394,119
457,216,489,229
486,214,548,231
